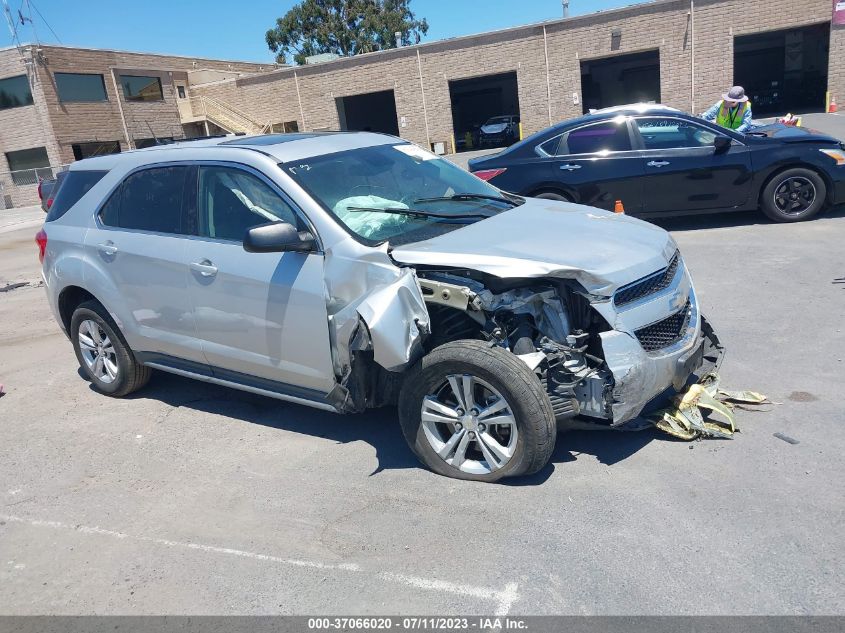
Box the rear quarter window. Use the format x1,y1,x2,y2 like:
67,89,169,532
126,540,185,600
45,170,108,222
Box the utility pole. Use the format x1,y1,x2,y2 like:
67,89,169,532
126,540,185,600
562,0,569,18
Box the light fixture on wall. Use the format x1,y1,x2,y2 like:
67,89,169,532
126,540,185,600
611,28,622,51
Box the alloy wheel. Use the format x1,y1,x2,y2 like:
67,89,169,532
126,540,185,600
420,374,519,475
77,319,119,384
773,176,816,215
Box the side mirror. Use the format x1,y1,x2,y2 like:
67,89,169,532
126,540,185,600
713,135,732,153
243,221,316,253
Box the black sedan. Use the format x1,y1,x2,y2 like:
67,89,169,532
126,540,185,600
467,105,845,222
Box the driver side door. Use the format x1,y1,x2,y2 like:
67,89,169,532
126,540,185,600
633,116,753,214
184,163,336,395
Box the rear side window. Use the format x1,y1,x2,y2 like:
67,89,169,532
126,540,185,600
561,121,632,155
99,166,190,234
46,170,107,222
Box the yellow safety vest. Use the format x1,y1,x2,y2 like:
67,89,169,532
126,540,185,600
715,100,750,130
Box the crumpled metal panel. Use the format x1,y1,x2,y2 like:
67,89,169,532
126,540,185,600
324,244,430,378
390,199,677,296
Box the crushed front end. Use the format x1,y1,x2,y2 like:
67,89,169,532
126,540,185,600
412,248,723,427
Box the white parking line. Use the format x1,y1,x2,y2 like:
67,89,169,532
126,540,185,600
0,513,519,614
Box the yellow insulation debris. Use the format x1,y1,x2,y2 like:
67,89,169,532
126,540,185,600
648,373,770,440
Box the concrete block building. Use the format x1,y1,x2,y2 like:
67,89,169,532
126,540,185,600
1,0,842,207
0,44,272,207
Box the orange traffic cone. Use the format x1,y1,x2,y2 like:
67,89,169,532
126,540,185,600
830,95,838,113
614,200,625,214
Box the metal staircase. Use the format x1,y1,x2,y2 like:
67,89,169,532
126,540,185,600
185,95,271,135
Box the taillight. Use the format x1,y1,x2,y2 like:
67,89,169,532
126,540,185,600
37,180,43,200
473,168,507,181
35,228,47,263
46,198,53,209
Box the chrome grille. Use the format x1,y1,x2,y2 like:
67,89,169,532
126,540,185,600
634,300,692,352
614,251,680,307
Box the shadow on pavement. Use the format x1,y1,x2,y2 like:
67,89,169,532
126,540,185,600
98,370,668,486
650,204,845,232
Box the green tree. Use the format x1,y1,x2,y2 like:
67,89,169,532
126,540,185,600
266,0,429,65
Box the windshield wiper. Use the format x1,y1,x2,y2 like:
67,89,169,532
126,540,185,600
413,192,519,206
345,206,493,220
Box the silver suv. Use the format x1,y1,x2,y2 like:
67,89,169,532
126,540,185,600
38,132,722,482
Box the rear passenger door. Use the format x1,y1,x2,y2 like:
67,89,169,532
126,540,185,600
184,164,336,395
546,118,645,213
85,164,206,365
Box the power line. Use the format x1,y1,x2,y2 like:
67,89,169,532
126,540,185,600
27,0,61,43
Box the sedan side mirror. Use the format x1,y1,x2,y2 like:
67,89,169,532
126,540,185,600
243,221,316,253
713,135,732,153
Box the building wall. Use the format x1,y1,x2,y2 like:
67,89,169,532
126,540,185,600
193,0,838,153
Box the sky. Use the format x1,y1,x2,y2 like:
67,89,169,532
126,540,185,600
4,0,652,63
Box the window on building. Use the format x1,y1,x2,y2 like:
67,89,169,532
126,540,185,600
55,73,108,103
71,141,121,161
635,117,718,150
271,121,299,133
5,147,52,185
176,85,186,99
0,75,34,110
100,166,189,234
198,166,302,241
133,137,175,150
120,75,164,102
560,121,632,155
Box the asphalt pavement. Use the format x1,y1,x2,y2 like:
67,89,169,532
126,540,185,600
1,120,844,616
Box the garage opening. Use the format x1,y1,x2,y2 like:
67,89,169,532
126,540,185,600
733,23,830,116
336,90,399,136
580,50,661,113
448,71,520,152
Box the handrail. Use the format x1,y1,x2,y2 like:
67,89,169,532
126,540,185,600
185,94,272,135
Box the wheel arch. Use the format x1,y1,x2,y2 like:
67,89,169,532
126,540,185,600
58,286,104,334
525,185,575,201
757,162,834,207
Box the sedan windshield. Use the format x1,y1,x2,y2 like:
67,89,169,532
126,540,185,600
284,143,520,244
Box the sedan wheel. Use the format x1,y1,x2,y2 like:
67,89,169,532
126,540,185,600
420,374,518,475
773,176,816,216
761,167,826,222
77,319,119,384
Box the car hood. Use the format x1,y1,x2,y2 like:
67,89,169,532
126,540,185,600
748,123,840,145
481,123,509,134
390,199,676,296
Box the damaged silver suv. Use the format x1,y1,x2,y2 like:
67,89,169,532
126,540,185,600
38,132,721,482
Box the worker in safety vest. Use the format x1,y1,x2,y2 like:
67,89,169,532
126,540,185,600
701,86,752,133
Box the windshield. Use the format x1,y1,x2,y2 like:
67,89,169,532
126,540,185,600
485,117,512,124
284,142,520,244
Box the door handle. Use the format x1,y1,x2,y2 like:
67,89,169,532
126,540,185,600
190,260,218,277
647,160,670,168
97,241,118,256
559,164,582,171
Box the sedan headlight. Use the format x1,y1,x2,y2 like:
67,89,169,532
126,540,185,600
819,148,845,165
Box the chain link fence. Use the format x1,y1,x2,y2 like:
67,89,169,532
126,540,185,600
0,164,70,210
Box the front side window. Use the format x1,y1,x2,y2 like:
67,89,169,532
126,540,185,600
198,166,302,241
55,73,108,103
6,147,52,185
120,75,164,102
286,143,518,245
561,120,632,155
636,117,718,150
100,166,189,234
0,75,33,110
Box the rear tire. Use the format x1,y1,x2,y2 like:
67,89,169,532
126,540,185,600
534,191,572,202
760,167,826,222
398,340,557,482
70,300,151,397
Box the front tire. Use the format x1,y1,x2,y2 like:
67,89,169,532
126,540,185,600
70,300,151,397
761,167,826,222
398,340,557,482
534,191,571,202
